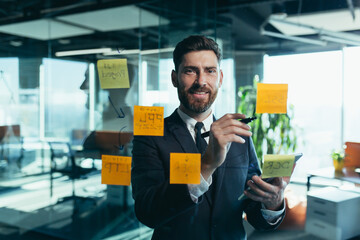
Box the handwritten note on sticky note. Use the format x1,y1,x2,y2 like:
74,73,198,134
256,83,288,114
262,154,295,178
97,59,130,89
101,155,131,186
133,105,164,136
170,153,201,184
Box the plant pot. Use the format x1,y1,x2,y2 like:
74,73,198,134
333,159,344,172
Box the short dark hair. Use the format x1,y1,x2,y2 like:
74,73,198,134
173,35,222,72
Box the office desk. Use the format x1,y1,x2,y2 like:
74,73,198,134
307,167,360,191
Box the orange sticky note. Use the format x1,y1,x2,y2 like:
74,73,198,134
170,153,201,184
101,155,131,186
133,105,164,136
97,59,130,89
256,83,288,114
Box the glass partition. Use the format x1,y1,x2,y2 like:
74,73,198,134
0,1,233,239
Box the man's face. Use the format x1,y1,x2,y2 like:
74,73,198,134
172,50,223,115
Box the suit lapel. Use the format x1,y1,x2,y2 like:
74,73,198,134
166,110,198,154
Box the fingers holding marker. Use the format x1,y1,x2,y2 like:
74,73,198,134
211,114,252,134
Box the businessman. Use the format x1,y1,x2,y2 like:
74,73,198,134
131,35,288,240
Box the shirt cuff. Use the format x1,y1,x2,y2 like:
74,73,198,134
260,201,286,225
188,174,212,203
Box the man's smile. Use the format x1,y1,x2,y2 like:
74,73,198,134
191,91,208,99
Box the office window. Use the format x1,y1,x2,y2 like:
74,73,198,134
264,51,343,180
343,46,360,142
0,58,20,126
214,58,236,118
43,58,89,139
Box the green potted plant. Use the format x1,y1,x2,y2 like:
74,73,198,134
237,75,299,166
331,149,344,172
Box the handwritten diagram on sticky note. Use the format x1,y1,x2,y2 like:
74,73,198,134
101,155,131,186
97,59,130,89
262,154,295,178
256,83,288,114
170,153,201,184
133,105,164,136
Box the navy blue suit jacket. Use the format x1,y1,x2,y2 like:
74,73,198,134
131,110,284,240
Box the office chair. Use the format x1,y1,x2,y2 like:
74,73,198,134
0,125,24,172
48,141,96,202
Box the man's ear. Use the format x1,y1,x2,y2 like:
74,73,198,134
171,70,178,88
219,69,224,88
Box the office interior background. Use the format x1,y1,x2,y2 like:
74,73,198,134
1,0,360,239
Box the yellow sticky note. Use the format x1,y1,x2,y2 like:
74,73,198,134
101,155,131,186
97,59,130,89
261,154,295,178
256,83,288,114
170,153,201,184
133,105,164,136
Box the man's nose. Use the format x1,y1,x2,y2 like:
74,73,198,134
196,71,207,86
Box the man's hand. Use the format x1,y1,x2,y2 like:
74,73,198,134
244,175,291,210
201,113,252,180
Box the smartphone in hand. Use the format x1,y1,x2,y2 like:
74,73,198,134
238,153,303,201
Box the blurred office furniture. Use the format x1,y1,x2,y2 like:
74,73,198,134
82,130,133,156
48,141,96,200
0,125,24,172
307,167,360,191
305,187,360,240
82,130,134,207
344,141,360,168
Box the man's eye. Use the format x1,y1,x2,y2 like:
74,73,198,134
208,69,216,74
184,69,195,74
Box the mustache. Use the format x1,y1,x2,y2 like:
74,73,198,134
188,83,210,93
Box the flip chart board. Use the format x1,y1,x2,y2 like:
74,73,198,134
256,83,288,114
133,105,164,136
170,153,201,184
97,59,130,89
101,155,131,186
262,154,295,178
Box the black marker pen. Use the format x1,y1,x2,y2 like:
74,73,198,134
201,116,257,138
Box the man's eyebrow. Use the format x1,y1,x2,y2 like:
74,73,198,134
183,65,217,69
182,66,199,71
205,66,217,70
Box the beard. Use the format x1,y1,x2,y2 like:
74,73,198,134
177,83,218,113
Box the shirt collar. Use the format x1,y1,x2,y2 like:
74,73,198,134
177,108,213,133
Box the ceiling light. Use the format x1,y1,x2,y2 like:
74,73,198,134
261,29,327,46
0,19,93,40
55,48,112,57
57,5,169,32
264,13,360,47
320,35,360,46
269,8,360,36
58,39,71,44
103,49,140,56
9,40,23,47
103,47,174,56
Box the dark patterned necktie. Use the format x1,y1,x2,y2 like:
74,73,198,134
195,122,207,154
